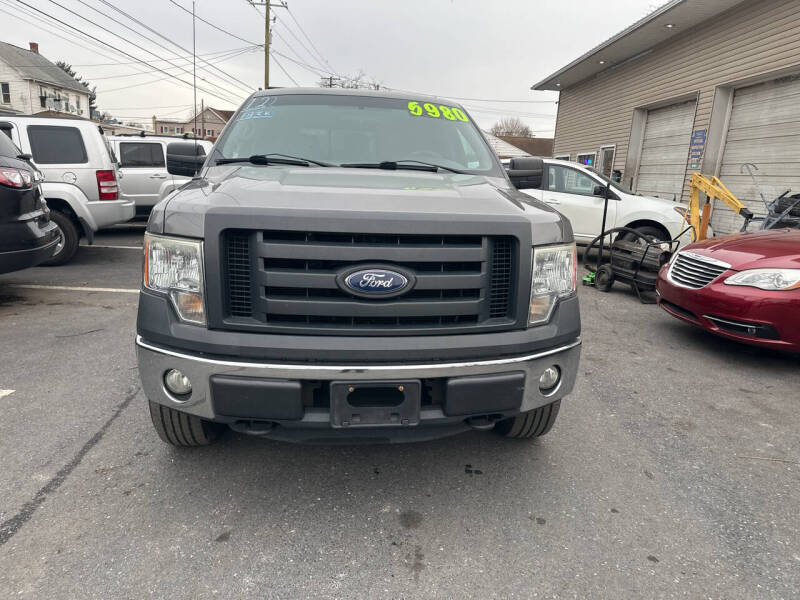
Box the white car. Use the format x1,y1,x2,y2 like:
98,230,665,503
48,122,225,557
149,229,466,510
1,115,135,264
507,158,697,246
108,135,212,216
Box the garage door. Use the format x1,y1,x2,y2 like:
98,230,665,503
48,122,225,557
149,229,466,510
713,75,800,234
635,100,697,201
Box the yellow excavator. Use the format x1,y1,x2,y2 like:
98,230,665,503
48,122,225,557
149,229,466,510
684,173,754,241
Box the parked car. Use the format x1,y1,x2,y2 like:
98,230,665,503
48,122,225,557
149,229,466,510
508,157,697,246
136,88,582,447
0,129,59,274
656,228,800,352
107,135,212,216
0,115,134,264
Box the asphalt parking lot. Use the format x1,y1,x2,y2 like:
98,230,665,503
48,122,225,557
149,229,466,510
1,226,798,599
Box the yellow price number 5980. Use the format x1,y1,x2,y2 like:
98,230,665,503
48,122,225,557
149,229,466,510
408,101,468,122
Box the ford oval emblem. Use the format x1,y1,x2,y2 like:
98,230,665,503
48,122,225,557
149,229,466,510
339,266,414,299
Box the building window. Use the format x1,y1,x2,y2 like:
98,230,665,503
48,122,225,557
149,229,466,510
76,96,81,111
576,152,596,167
1,83,10,104
554,154,570,161
205,129,214,136
39,86,47,108
175,126,183,134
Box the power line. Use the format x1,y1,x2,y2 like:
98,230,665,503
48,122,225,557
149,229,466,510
273,14,327,73
284,5,337,75
94,0,255,95
167,0,262,46
64,0,248,101
272,54,299,86
16,0,243,105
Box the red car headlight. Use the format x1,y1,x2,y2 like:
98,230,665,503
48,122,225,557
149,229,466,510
724,269,800,291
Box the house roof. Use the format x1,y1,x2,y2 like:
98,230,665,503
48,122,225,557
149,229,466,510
482,132,531,159
532,0,747,91
0,41,90,94
211,109,235,121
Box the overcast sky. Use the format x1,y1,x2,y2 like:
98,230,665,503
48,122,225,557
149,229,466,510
1,0,663,134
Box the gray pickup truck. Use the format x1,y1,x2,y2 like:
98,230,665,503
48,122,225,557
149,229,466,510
136,88,581,446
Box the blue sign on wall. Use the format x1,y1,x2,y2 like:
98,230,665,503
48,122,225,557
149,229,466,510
689,129,706,169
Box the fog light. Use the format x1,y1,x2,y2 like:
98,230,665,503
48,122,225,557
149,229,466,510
539,366,560,392
164,369,192,396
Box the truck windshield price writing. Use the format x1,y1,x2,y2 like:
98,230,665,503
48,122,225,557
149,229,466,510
408,101,469,122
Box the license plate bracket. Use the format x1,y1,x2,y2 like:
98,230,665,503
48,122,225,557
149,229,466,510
330,380,421,428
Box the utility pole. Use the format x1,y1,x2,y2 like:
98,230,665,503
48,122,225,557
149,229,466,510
250,0,287,89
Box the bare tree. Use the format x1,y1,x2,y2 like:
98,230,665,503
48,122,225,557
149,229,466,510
490,117,533,138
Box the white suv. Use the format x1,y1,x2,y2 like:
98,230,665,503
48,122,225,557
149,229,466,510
108,135,212,216
508,158,695,245
0,115,134,264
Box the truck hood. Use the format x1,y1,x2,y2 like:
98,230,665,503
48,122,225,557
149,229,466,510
155,165,571,244
682,229,800,270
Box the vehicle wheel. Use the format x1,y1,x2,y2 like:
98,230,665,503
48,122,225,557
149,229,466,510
495,400,561,439
620,225,666,244
41,210,79,266
148,400,223,447
595,264,615,292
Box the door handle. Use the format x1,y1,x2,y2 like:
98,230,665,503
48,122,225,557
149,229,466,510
545,198,560,205
150,173,168,179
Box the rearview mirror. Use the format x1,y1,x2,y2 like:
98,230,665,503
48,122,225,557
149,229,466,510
166,141,207,177
506,157,543,190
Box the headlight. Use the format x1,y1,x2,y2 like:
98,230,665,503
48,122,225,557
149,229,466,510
724,268,800,291
144,233,206,324
529,243,577,325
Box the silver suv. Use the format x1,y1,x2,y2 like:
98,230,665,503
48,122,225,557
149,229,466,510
108,135,213,216
0,115,134,264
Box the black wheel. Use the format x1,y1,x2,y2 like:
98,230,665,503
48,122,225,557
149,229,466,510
595,264,615,292
42,210,79,266
148,400,224,447
620,225,666,244
495,400,561,439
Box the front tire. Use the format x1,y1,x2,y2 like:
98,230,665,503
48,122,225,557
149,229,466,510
620,225,667,244
148,401,223,447
42,210,79,266
495,400,561,439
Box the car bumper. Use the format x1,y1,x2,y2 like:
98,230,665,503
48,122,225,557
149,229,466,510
136,335,581,443
656,266,800,352
0,220,59,274
88,199,135,230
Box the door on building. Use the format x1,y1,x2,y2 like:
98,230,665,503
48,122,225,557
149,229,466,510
596,146,615,178
713,75,800,234
635,100,696,201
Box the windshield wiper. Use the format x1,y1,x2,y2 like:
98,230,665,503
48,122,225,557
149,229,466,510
340,160,467,174
215,153,333,167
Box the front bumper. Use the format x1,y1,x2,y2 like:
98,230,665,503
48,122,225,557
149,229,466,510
656,266,800,351
136,336,581,443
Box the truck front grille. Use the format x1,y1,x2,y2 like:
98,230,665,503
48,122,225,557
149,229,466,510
221,229,518,335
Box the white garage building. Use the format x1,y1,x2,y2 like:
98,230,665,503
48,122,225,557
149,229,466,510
534,0,800,234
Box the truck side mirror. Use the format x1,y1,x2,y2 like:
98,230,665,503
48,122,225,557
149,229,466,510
166,141,207,177
593,184,607,197
506,157,543,190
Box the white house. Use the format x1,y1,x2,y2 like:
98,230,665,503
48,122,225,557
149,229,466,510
0,41,91,117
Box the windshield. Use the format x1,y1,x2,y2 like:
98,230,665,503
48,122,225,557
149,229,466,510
215,94,501,175
587,167,633,194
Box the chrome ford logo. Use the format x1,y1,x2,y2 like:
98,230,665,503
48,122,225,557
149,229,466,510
339,267,413,298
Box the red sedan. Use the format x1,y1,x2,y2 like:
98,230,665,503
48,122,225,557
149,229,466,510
656,229,800,352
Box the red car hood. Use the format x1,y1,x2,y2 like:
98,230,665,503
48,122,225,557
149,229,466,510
681,229,800,270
